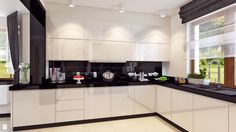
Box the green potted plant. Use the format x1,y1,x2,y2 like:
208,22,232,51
188,68,210,85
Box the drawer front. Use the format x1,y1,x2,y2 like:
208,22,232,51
56,110,84,122
56,100,84,111
56,88,84,100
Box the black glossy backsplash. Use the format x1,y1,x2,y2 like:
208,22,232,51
49,61,162,79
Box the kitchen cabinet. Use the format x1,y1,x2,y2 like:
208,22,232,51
132,24,170,44
111,86,135,117
12,90,56,127
85,87,111,119
229,104,236,132
49,17,84,39
84,21,133,41
172,89,193,132
134,43,170,61
134,85,156,114
194,95,228,132
86,40,133,62
55,88,85,122
156,85,172,120
48,39,86,60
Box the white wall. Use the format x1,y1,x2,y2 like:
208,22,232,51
165,12,187,77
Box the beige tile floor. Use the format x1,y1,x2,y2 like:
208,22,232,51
0,117,180,132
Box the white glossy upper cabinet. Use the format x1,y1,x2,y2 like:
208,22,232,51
111,86,135,116
134,85,156,114
48,17,84,39
132,24,170,44
172,89,193,132
12,90,56,127
85,87,111,119
84,21,133,41
47,17,86,60
194,95,228,132
229,104,236,132
134,43,170,61
156,85,172,120
86,41,133,62
48,39,85,60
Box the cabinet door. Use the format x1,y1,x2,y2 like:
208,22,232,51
229,104,236,132
12,90,56,127
156,86,172,120
194,95,228,132
134,43,170,61
85,87,111,119
172,89,193,132
86,41,132,62
111,86,135,117
134,85,156,114
48,39,85,60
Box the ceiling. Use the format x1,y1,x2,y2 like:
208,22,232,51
0,0,29,17
44,0,192,15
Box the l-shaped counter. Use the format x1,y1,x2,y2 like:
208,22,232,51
9,81,236,132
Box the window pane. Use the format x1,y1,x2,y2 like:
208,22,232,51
0,29,11,79
200,58,224,84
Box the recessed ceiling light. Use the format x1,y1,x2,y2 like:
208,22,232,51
158,9,167,18
118,4,125,13
68,0,77,8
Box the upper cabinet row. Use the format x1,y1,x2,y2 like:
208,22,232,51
47,17,170,43
46,17,170,61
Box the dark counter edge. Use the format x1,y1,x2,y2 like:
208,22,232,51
9,82,236,104
13,113,188,132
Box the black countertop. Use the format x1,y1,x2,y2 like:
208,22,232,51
9,80,236,104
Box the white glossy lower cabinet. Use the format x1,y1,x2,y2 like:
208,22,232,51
229,104,236,132
111,86,135,117
134,85,156,114
12,90,56,127
194,95,228,132
55,88,85,123
171,89,193,132
56,110,84,123
85,87,111,119
156,86,172,120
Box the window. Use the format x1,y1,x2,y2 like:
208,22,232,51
187,5,236,86
199,16,225,84
0,28,12,79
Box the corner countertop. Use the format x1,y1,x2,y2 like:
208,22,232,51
9,80,236,104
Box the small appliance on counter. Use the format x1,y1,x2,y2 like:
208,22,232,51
174,77,187,85
49,67,66,83
102,70,114,81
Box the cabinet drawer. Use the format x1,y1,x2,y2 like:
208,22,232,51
56,88,84,100
56,100,84,111
56,110,84,123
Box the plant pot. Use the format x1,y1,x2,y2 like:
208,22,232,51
188,78,210,85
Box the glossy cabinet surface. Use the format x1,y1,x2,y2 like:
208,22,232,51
12,90,56,127
229,104,236,132
134,43,170,61
111,86,135,116
156,86,172,120
134,85,156,114
194,95,228,132
171,89,193,132
85,87,111,119
86,41,133,61
55,88,85,122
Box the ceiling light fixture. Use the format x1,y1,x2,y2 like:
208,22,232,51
119,4,125,13
68,0,77,8
158,9,167,18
